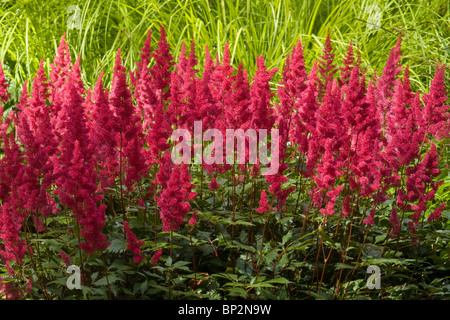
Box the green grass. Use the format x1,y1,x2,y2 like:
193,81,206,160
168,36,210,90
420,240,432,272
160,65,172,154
0,0,448,109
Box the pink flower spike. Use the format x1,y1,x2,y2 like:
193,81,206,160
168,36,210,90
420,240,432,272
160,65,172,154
123,221,145,264
256,190,271,214
189,210,198,226
363,209,376,225
151,249,162,266
59,251,71,267
209,177,221,191
428,202,446,222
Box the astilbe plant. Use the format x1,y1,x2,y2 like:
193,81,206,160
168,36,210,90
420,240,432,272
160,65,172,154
0,27,448,300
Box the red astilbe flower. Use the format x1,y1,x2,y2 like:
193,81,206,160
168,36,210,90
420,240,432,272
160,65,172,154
54,70,92,171
224,62,252,130
209,177,221,191
0,114,28,265
297,61,320,133
0,279,19,300
264,120,295,209
405,143,440,203
0,114,23,201
422,64,449,140
209,43,236,131
318,30,337,98
110,49,147,189
53,72,109,254
197,45,220,131
389,208,400,235
131,28,153,92
150,25,175,103
169,40,201,130
277,39,308,128
384,79,424,171
72,55,86,96
339,41,355,87
249,56,277,131
157,164,196,232
133,29,173,166
88,72,118,191
315,79,348,158
151,249,162,266
49,34,73,138
55,140,110,255
59,251,71,266
319,185,344,216
133,29,157,121
49,33,72,102
16,60,59,221
154,151,174,192
403,143,443,226
256,190,271,214
341,67,370,133
123,221,145,264
428,202,446,222
341,194,351,217
314,138,341,190
0,62,10,104
189,210,198,226
363,209,376,226
376,34,402,131
0,201,28,265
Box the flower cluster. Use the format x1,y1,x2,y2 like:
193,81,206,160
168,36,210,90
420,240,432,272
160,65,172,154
0,27,447,300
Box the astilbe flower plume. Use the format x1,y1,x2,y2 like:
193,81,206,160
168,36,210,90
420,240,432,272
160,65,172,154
16,59,59,222
169,40,200,130
209,177,221,191
376,34,402,131
363,209,376,225
225,62,252,130
0,62,10,104
59,251,71,266
319,185,344,216
133,29,173,166
0,114,28,265
123,221,145,264
318,31,337,98
277,39,308,127
151,249,162,266
422,64,449,140
110,49,147,189
52,71,109,254
292,61,320,153
339,41,355,87
256,190,271,214
189,210,198,226
49,34,73,138
264,120,295,209
150,26,175,103
157,164,196,232
210,43,234,118
249,55,277,131
88,72,118,191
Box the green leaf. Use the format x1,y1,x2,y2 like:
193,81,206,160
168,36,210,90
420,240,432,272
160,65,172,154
140,280,148,294
93,275,121,287
334,263,355,270
106,239,127,253
266,277,293,284
282,230,293,246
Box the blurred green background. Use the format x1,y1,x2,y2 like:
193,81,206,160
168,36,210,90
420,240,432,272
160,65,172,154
0,0,448,110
